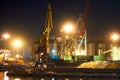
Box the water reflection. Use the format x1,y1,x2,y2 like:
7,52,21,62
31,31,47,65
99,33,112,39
4,71,9,80
0,71,119,80
14,78,21,80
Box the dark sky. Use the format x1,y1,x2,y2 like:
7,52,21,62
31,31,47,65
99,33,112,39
1,0,120,44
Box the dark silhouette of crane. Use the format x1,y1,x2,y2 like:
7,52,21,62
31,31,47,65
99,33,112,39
78,0,90,54
79,0,90,35
34,3,55,73
64,0,90,57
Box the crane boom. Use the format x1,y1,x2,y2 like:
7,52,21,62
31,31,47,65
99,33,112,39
80,0,90,34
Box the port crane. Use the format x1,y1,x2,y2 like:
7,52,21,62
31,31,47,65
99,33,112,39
33,0,90,71
34,3,55,72
60,0,90,59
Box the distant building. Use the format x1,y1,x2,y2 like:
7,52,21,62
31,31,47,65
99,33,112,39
32,35,120,61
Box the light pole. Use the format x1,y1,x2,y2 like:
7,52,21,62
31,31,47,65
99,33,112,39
63,23,74,34
2,33,10,49
2,33,10,61
111,33,119,42
110,33,120,60
12,39,22,59
111,33,119,46
62,23,74,60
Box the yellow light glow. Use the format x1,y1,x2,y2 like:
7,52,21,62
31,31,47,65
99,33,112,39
111,33,119,41
113,46,117,50
75,50,86,56
65,35,69,39
112,47,120,60
16,54,20,58
2,33,10,39
81,50,86,55
76,50,80,55
63,23,73,33
15,78,21,80
12,39,22,48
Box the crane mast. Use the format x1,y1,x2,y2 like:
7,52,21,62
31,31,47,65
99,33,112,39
43,3,53,55
33,3,55,72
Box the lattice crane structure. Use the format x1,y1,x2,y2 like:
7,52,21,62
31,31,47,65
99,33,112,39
34,3,55,73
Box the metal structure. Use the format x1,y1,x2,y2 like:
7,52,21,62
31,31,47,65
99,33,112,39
34,3,55,72
79,0,90,55
34,0,90,71
43,3,53,55
60,0,90,60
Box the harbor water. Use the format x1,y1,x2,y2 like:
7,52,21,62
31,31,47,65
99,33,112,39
0,71,119,80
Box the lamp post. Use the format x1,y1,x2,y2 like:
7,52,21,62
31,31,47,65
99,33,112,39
110,33,120,60
111,33,119,42
2,33,10,49
62,23,74,60
111,33,119,47
12,39,22,59
63,23,74,34
2,33,10,61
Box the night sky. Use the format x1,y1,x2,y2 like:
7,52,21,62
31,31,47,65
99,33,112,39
1,0,120,45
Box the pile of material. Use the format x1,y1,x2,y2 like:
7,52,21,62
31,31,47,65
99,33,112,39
77,61,120,69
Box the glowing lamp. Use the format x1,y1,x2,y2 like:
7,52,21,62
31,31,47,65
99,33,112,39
111,33,119,41
63,23,73,33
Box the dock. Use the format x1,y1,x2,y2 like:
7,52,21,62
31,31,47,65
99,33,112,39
6,67,120,78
